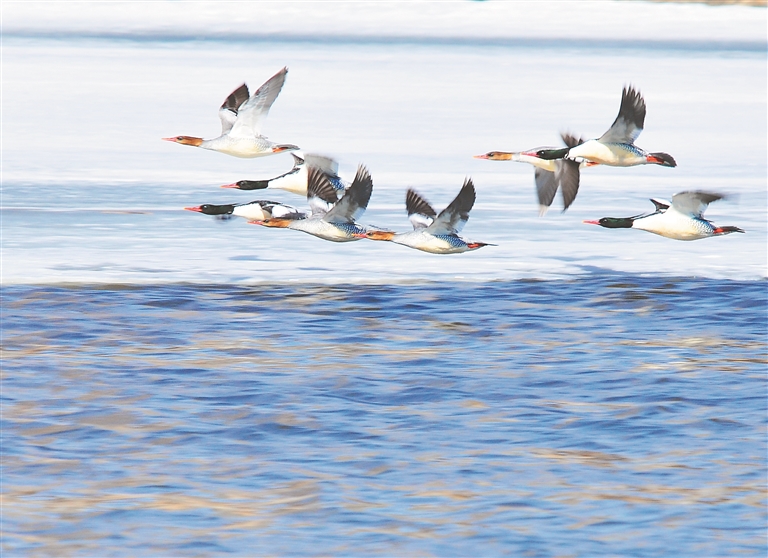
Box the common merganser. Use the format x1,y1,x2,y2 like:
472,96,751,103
250,165,373,242
163,67,299,158
184,200,306,221
474,133,596,214
357,179,493,254
220,153,346,195
583,191,744,240
543,86,676,168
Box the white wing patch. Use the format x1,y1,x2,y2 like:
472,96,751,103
598,86,646,145
671,191,725,218
228,67,288,139
425,178,476,236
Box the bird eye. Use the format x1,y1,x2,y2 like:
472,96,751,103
177,136,184,141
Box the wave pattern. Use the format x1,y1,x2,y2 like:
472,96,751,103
3,275,766,555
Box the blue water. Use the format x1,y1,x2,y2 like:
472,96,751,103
3,276,766,556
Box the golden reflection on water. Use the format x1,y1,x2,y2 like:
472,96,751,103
4,282,767,555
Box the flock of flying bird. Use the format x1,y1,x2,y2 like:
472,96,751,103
164,67,744,254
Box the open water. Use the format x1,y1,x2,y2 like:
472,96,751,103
2,1,767,555
3,277,767,556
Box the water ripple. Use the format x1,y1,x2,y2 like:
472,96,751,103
3,274,766,556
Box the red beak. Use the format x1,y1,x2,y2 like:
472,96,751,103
162,137,178,142
582,220,599,225
220,183,238,189
184,206,202,212
473,154,489,159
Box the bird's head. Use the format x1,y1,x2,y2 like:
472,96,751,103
163,135,203,146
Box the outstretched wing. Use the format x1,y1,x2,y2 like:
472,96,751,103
218,83,249,134
303,154,339,177
306,166,340,217
405,188,437,229
534,168,558,214
561,132,586,149
556,159,581,212
228,67,288,139
598,86,646,145
671,191,726,218
426,178,476,235
323,165,373,224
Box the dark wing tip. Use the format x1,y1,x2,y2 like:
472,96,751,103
683,191,726,205
221,83,249,112
560,132,586,149
557,159,581,212
352,164,373,193
534,167,558,209
451,177,476,216
345,164,374,211
406,188,437,218
620,84,646,131
271,66,288,80
307,166,340,205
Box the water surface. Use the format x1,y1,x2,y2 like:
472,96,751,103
3,276,766,556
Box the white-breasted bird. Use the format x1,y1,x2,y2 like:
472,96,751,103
358,179,492,254
553,86,676,168
583,191,744,240
250,165,373,242
184,200,306,222
220,153,346,195
474,133,596,214
163,67,299,158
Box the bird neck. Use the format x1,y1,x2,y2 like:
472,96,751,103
598,217,634,229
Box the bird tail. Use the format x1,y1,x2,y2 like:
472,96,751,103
713,226,745,235
648,152,677,167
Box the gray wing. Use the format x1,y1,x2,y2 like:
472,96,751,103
598,86,646,144
534,168,558,211
671,191,726,218
426,178,476,235
405,188,437,229
556,159,581,212
323,165,373,224
306,166,340,217
218,83,249,134
228,67,288,139
303,154,339,177
561,132,586,149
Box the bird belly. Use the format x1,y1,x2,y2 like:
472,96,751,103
632,212,711,240
394,232,467,254
233,205,269,220
267,168,308,195
289,219,360,242
568,141,643,166
201,136,274,158
511,154,557,172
